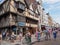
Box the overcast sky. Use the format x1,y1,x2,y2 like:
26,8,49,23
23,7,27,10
42,0,60,24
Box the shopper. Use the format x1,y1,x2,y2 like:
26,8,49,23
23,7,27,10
53,29,58,40
48,29,52,40
36,30,41,42
19,32,23,45
25,31,32,45
19,32,23,41
0,33,2,43
43,29,49,40
6,32,9,40
11,32,15,42
2,31,6,40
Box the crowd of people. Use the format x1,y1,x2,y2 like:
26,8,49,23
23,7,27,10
0,28,58,45
36,28,58,41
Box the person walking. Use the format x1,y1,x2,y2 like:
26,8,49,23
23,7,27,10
11,32,15,43
2,31,6,40
48,29,52,40
36,30,41,42
0,33,2,44
6,32,9,40
53,29,58,40
19,32,23,41
43,29,49,40
19,32,23,45
25,31,32,45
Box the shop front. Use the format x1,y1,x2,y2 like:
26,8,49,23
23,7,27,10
26,23,38,34
41,25,53,31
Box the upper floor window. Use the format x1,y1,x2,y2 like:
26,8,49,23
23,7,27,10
14,1,25,11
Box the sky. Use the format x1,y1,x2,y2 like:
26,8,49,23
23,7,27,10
0,0,4,4
42,0,60,24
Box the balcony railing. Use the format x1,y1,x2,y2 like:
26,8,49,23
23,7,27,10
24,10,39,21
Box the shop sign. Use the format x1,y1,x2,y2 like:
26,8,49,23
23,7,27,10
18,22,25,26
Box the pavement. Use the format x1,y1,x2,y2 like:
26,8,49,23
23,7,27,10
33,38,60,45
1,31,60,45
1,38,59,45
33,31,60,45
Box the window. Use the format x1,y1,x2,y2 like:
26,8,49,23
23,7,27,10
17,15,26,22
14,2,25,11
19,3,25,10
